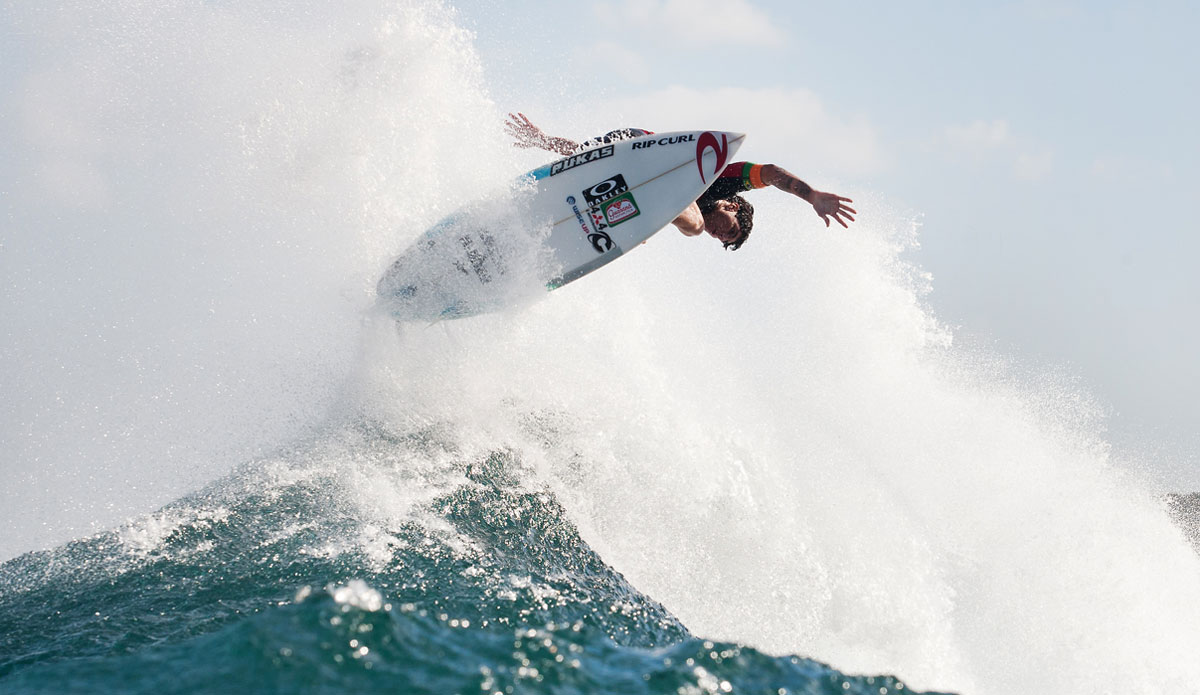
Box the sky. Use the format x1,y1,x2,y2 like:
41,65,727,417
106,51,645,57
0,0,1196,556
463,0,1200,487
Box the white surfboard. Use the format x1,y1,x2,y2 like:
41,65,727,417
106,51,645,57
377,130,746,321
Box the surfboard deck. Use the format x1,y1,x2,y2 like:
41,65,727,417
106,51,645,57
377,130,746,321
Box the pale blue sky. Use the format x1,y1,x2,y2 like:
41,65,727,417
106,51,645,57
0,0,1196,561
465,0,1200,485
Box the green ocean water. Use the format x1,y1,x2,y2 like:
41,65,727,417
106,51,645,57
0,422,940,695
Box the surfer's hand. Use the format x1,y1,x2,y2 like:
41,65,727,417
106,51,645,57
504,112,578,156
810,191,856,228
505,112,546,149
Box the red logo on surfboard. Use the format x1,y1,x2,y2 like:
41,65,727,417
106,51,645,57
603,195,639,225
696,131,729,183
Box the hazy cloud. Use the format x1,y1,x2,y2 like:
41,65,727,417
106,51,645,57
1013,151,1054,181
1089,154,1175,183
943,119,1054,180
945,119,1012,151
604,85,886,178
592,0,785,48
572,40,651,85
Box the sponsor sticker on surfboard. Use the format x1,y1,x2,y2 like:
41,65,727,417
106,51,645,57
583,174,628,207
583,173,638,228
602,194,639,225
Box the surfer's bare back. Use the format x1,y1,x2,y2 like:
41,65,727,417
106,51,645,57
505,112,855,251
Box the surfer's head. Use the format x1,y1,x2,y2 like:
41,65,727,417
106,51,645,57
703,195,754,251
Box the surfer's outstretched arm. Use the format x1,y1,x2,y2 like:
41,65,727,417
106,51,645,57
761,164,857,228
504,113,578,156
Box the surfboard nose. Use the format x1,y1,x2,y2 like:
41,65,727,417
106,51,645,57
695,130,746,184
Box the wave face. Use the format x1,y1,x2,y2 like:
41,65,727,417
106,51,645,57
0,424,926,694
3,2,1200,694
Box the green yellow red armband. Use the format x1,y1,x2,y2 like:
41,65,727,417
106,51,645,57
719,162,768,190
746,163,766,189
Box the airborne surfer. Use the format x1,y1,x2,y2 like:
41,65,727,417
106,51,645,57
504,113,856,250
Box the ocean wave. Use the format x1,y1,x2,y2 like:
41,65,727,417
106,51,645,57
0,422,936,694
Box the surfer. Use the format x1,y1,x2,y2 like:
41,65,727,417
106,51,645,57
504,112,856,251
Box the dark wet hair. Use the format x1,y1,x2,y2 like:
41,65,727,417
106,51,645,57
723,195,754,251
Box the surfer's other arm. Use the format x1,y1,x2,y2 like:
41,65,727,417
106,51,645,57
504,113,578,156
671,203,705,236
760,164,856,229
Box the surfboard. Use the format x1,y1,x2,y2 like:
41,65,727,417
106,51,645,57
377,129,746,321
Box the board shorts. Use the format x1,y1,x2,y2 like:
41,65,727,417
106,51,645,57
572,128,654,153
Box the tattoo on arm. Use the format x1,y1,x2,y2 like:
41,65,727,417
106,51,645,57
764,165,813,200
784,177,813,199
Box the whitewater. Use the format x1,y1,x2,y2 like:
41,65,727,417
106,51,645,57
3,2,1200,693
